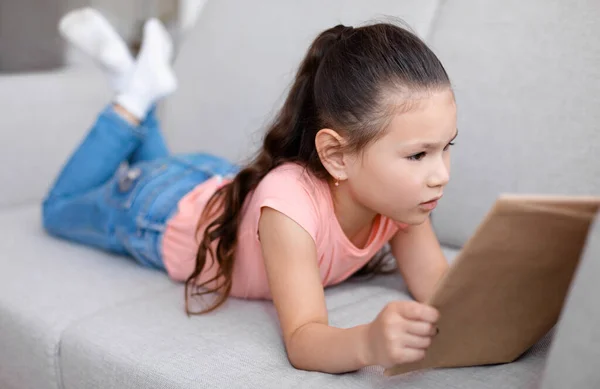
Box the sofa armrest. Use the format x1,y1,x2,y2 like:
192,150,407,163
541,212,600,388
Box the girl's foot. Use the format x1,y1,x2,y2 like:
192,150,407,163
115,19,177,121
59,8,134,93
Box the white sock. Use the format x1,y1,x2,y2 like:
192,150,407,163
115,19,177,120
59,7,134,93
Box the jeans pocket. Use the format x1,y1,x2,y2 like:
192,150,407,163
105,162,169,209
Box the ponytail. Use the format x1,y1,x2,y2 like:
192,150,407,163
185,25,353,314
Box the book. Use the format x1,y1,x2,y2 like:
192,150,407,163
386,194,600,376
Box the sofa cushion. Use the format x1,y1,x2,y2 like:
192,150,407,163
0,205,175,389
0,206,554,389
427,0,600,247
0,204,552,389
58,246,551,389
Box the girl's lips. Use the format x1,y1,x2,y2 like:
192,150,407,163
420,199,438,210
420,196,442,210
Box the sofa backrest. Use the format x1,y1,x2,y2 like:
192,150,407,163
2,0,598,250
165,0,600,247
0,69,110,209
163,0,440,160
541,211,600,389
426,0,600,247
0,0,438,209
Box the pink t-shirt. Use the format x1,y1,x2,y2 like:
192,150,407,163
162,163,404,299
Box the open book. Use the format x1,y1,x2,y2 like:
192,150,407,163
386,194,600,376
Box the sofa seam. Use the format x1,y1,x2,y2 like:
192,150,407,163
425,0,447,43
53,284,179,389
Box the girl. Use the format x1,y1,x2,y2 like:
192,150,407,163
45,8,457,374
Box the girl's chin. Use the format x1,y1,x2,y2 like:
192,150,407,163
388,211,430,227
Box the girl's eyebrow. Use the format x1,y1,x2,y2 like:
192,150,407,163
404,129,459,150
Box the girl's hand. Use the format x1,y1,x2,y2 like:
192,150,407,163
365,301,439,368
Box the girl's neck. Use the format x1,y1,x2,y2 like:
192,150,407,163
328,181,378,249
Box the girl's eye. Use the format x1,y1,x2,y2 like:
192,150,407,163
443,142,456,151
408,152,426,161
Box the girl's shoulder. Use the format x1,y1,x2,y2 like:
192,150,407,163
246,163,329,240
256,162,326,201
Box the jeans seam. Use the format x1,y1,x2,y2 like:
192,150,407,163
128,170,196,269
135,169,196,229
172,154,229,175
120,230,156,268
124,164,169,209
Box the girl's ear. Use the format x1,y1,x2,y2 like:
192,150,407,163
315,128,350,181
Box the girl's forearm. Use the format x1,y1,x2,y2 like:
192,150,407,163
286,322,373,373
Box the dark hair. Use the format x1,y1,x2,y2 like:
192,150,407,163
185,22,451,314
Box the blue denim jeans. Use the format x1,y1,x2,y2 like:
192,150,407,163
42,105,238,270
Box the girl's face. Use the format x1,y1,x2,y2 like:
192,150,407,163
345,89,457,226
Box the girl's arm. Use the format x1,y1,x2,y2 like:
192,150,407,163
260,208,441,373
390,218,449,303
258,207,371,373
